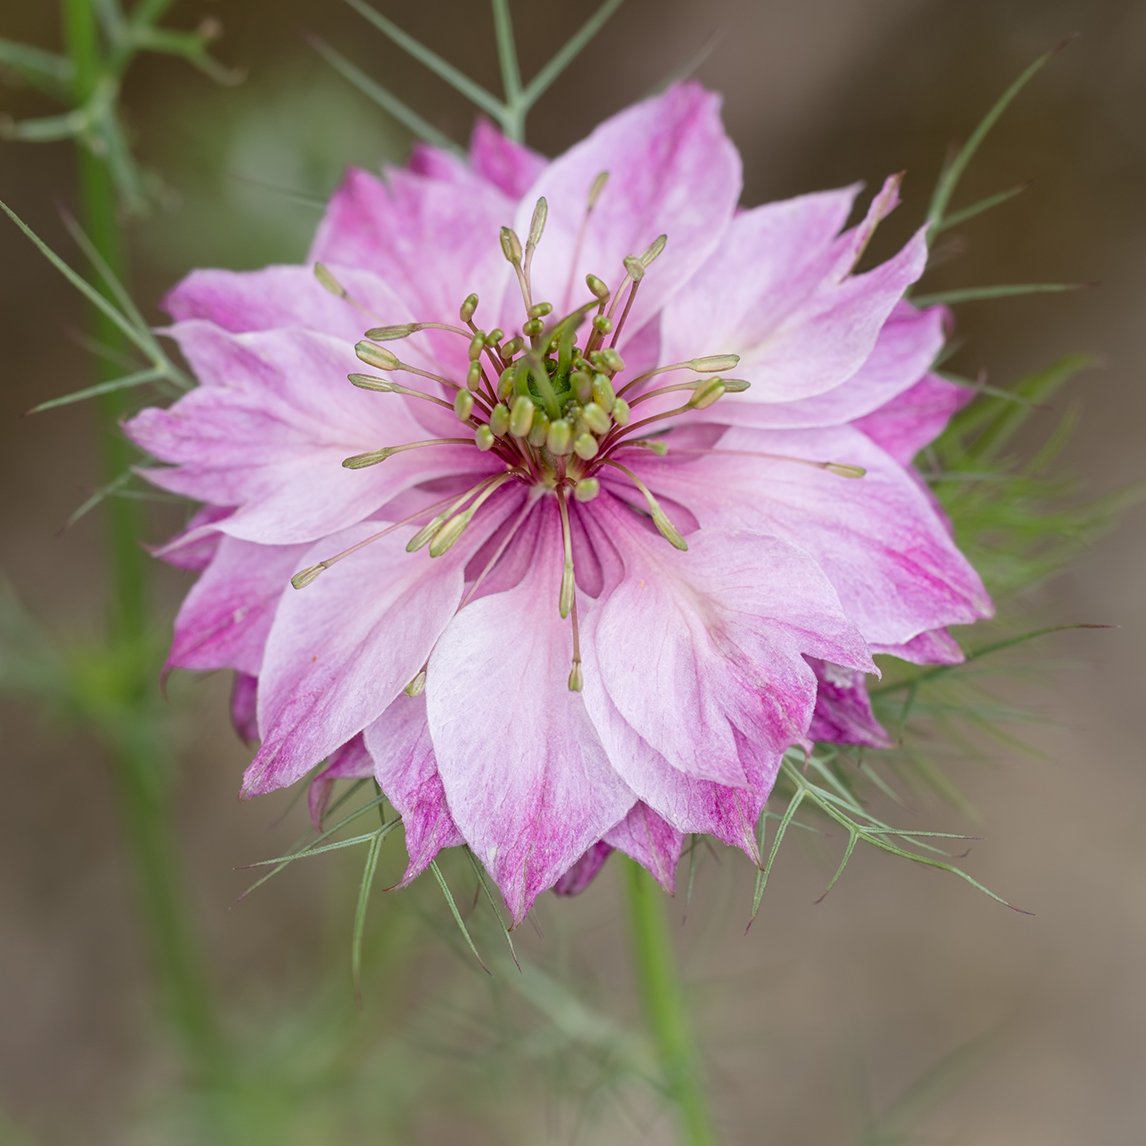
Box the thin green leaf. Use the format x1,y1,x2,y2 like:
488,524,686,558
751,788,804,919
927,42,1064,237
62,468,134,531
490,0,523,103
0,109,87,142
520,0,625,109
429,860,490,973
464,848,519,969
351,828,386,1001
0,37,75,97
814,830,858,903
647,29,721,95
932,181,1030,234
244,830,385,868
912,282,1085,307
311,38,463,156
345,0,504,119
0,198,157,359
30,365,165,414
875,624,1109,697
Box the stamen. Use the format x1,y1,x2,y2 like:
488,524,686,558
524,197,548,279
428,472,515,558
355,341,399,371
628,377,750,408
567,592,584,693
639,445,868,478
342,437,472,470
615,354,741,400
602,459,688,550
458,487,544,609
407,472,511,553
563,170,609,308
404,668,427,697
556,489,577,618
501,225,532,312
365,321,469,341
347,373,459,412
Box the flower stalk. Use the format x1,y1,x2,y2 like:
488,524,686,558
623,859,717,1146
62,0,228,1109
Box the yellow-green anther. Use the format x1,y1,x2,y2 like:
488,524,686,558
574,477,600,502
652,506,688,549
460,293,479,323
825,462,867,479
355,341,400,371
348,373,393,392
468,332,485,361
623,255,645,283
454,390,474,421
528,302,553,319
488,404,510,437
559,555,576,618
497,369,515,400
522,318,544,337
586,274,609,300
722,378,751,393
407,514,446,552
466,361,483,391
612,397,631,425
588,171,609,208
342,448,392,469
632,438,669,456
509,395,534,437
487,327,504,346
591,374,616,412
429,508,475,557
499,226,523,265
687,353,740,372
571,370,593,403
475,425,495,451
639,233,668,267
313,262,346,297
366,323,417,340
404,669,427,697
567,661,583,692
528,410,549,448
600,348,625,374
689,377,726,409
527,196,548,250
573,433,599,461
502,336,524,358
290,563,325,589
546,418,572,455
592,315,613,335
580,402,610,435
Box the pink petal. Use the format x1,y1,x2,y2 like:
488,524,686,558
808,660,892,748
552,842,613,897
151,506,229,571
231,672,259,744
425,501,634,923
307,735,374,830
241,521,473,797
167,536,307,676
854,372,971,463
469,119,546,198
587,514,872,787
604,803,684,893
364,693,463,886
637,424,993,646
515,82,740,328
874,628,964,665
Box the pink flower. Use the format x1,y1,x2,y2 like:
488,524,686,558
129,84,991,921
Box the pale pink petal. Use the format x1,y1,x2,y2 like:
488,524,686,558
587,512,871,787
516,83,740,329
307,735,374,830
242,521,474,797
854,372,971,463
635,424,992,645
364,693,463,886
167,536,307,676
808,660,892,748
425,502,634,922
151,506,228,571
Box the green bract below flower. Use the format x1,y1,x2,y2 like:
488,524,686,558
127,83,991,921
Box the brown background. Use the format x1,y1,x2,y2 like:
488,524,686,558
1,0,1144,1143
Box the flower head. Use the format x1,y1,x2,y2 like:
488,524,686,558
129,84,991,921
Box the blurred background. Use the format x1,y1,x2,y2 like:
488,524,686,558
1,0,1144,1143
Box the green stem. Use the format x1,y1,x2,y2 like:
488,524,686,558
623,859,717,1146
62,0,229,1107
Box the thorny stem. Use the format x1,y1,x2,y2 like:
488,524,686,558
62,0,230,1116
623,860,717,1146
